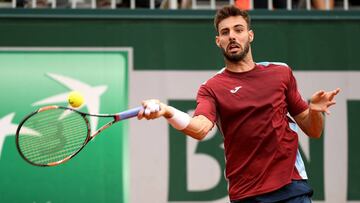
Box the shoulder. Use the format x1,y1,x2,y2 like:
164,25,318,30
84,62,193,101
201,67,226,86
196,68,225,96
256,61,293,76
257,61,289,67
257,61,291,70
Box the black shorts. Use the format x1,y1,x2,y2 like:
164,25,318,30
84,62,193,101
231,180,313,203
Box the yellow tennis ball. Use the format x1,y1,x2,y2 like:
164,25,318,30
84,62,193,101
68,91,84,108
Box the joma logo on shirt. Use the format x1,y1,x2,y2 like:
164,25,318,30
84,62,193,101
230,86,242,93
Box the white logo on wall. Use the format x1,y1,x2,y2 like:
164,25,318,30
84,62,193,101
0,73,108,159
0,113,39,158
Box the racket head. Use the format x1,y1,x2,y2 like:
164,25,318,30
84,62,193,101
16,106,91,167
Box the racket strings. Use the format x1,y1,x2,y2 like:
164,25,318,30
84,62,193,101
20,136,87,160
18,108,89,165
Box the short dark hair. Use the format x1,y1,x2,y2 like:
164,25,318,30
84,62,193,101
214,6,251,33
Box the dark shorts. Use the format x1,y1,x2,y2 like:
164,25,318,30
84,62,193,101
231,180,313,203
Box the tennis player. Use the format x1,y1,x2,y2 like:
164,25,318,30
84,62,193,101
138,5,340,203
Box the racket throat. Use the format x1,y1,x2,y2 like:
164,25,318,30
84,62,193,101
91,120,116,139
48,156,71,166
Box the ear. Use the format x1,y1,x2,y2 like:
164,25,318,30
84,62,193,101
215,35,220,47
249,30,254,42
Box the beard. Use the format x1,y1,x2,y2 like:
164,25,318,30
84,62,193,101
220,40,250,63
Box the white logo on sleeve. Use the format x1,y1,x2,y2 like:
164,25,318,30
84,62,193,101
230,86,242,93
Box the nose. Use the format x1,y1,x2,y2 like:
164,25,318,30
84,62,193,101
229,30,236,40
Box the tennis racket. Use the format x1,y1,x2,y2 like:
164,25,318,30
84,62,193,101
15,105,142,167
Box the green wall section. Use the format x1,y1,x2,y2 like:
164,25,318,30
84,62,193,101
0,50,129,203
348,100,360,200
0,9,359,71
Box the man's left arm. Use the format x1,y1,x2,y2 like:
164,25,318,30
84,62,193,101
294,88,341,138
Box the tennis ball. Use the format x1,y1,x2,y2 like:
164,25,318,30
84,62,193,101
68,91,84,108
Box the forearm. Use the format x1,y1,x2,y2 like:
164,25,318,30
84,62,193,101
165,106,213,140
139,100,214,140
297,107,324,138
295,88,340,138
181,115,214,140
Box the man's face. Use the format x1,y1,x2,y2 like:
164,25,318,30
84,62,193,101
216,16,254,63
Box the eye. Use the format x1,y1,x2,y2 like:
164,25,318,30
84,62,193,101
234,28,243,33
220,29,229,36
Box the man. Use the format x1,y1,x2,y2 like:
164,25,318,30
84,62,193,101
138,6,340,203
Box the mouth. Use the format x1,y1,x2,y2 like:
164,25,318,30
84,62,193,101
227,43,241,53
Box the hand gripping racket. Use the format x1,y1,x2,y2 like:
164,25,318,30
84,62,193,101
15,105,142,167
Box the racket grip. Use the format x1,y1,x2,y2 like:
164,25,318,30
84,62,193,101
118,106,144,120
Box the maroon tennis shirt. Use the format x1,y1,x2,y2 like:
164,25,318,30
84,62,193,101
194,63,308,200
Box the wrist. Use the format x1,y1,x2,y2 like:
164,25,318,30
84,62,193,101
309,101,317,111
163,105,174,119
166,106,191,130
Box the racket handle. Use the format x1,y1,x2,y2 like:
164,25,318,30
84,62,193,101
118,106,143,120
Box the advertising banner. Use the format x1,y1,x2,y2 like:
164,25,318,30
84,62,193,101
0,48,131,203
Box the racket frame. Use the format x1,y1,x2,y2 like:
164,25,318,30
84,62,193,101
15,105,141,167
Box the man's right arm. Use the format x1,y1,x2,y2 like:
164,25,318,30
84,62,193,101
181,115,214,140
138,100,214,140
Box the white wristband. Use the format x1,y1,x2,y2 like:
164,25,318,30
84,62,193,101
166,106,191,130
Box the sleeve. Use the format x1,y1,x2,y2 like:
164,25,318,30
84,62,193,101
286,67,309,117
193,84,217,123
